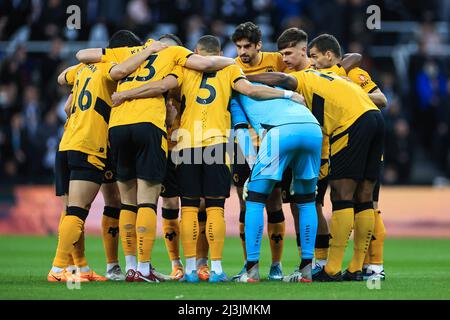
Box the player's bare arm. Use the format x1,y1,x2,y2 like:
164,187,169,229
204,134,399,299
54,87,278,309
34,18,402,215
75,41,167,64
111,75,178,107
184,54,236,72
234,78,304,104
57,65,79,85
109,42,168,81
247,72,298,91
368,88,388,108
340,53,362,73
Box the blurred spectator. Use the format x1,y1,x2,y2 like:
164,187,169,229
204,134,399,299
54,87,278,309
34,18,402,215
384,117,413,184
414,60,447,149
433,79,450,177
416,11,445,56
185,15,207,50
37,108,60,179
0,0,33,41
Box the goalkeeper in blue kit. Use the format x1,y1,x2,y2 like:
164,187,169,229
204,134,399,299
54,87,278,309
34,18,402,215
231,83,323,282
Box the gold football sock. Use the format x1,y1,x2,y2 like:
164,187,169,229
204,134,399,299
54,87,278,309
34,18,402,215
119,204,137,257
205,199,226,261
136,204,157,263
101,206,120,264
267,210,285,264
58,208,75,266
180,205,199,258
72,229,88,268
369,209,386,265
53,207,87,268
348,203,375,273
325,201,354,275
315,234,330,260
162,208,181,261
196,210,209,260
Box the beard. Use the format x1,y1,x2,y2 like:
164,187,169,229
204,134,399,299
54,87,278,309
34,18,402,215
240,55,251,63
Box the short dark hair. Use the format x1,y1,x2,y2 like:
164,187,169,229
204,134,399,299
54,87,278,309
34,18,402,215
231,21,262,44
197,35,221,53
308,34,342,58
158,33,183,46
277,28,308,50
108,30,142,48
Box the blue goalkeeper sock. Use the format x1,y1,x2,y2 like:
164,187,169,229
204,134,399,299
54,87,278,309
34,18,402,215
298,201,318,260
245,201,265,263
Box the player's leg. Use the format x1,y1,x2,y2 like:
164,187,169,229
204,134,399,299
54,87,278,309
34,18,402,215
162,196,183,279
231,142,251,279
315,178,357,280
134,178,162,282
100,181,124,280
346,111,385,280
363,164,386,280
240,178,277,282
133,123,168,282
237,126,292,282
116,179,138,280
177,147,202,282
265,186,285,281
281,122,322,283
196,197,210,280
313,166,331,274
280,168,300,261
161,152,183,279
109,124,138,281
51,153,105,282
203,143,231,282
52,150,77,277
284,178,318,283
345,179,376,280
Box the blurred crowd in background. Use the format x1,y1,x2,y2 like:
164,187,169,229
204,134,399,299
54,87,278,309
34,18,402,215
0,0,449,185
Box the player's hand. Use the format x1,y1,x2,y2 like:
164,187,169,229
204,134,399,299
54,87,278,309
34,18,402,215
146,41,168,54
243,178,249,201
290,92,305,105
111,92,126,107
165,99,178,127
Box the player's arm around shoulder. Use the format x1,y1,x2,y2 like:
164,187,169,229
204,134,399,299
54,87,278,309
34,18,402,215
184,53,236,72
246,72,298,91
340,53,362,74
368,88,388,109
233,69,303,103
111,73,180,107
57,64,83,85
109,41,168,81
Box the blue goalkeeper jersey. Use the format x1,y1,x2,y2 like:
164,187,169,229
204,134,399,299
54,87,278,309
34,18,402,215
230,82,319,137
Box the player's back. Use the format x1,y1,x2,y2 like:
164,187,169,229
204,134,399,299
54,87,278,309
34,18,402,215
59,62,116,158
293,69,378,137
232,83,318,137
174,64,245,149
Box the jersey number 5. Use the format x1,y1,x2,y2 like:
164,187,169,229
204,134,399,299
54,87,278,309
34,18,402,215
196,72,217,104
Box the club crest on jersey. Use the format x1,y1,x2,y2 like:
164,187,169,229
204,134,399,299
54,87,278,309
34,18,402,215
359,74,366,81
104,170,113,180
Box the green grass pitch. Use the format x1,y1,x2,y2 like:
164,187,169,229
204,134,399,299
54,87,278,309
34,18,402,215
1,236,449,300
